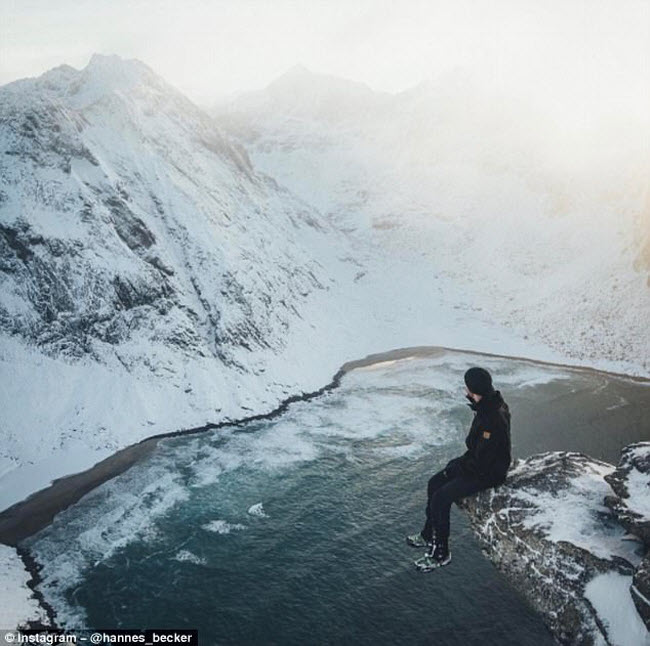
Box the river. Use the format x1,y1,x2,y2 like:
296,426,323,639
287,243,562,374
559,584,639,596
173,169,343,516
22,350,650,645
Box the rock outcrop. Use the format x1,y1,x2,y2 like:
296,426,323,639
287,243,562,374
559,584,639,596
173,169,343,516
605,443,650,544
604,442,650,630
457,449,648,645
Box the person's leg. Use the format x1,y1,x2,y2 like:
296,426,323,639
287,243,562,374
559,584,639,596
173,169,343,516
430,475,490,545
420,468,450,542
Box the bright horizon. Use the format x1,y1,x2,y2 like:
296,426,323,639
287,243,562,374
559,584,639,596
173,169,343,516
1,0,649,123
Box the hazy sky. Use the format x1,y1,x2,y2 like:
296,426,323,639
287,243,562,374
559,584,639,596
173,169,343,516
1,0,649,118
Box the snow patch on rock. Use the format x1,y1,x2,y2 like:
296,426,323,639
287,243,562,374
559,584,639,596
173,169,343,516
0,545,48,629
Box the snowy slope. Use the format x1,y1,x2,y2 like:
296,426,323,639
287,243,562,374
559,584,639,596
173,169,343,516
0,54,343,365
1,56,648,512
0,54,363,507
0,545,48,629
0,56,521,513
216,66,650,375
633,189,650,284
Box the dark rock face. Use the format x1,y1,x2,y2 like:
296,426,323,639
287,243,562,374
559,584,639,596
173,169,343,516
0,217,175,357
456,451,646,645
605,442,650,543
604,442,650,629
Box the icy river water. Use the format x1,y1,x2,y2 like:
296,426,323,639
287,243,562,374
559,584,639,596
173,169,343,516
24,351,650,645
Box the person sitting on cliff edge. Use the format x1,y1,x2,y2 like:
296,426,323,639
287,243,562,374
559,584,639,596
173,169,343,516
407,366,512,571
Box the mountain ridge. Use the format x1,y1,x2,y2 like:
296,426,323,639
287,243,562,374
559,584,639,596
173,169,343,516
0,54,360,498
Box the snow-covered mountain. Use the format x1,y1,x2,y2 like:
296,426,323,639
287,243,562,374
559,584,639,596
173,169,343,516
1,56,649,632
0,54,364,506
219,64,392,131
0,54,343,364
215,66,650,372
1,55,649,515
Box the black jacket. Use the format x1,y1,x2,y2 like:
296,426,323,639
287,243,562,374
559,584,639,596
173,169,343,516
448,389,512,486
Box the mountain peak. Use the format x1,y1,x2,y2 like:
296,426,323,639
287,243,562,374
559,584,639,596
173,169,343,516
82,53,156,90
86,53,151,73
267,64,320,91
0,53,165,108
216,65,390,125
266,64,379,100
59,53,170,109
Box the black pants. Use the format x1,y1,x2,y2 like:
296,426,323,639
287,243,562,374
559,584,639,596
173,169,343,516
420,463,492,543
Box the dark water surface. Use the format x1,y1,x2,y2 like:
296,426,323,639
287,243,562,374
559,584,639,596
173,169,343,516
24,352,650,645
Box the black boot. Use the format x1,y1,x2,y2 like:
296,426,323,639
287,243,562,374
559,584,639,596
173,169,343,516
414,536,451,571
430,537,450,562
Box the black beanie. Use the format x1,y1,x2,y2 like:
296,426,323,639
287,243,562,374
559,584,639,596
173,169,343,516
464,367,494,396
